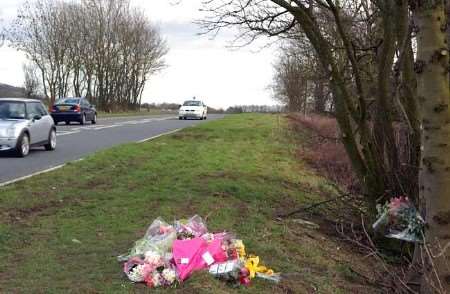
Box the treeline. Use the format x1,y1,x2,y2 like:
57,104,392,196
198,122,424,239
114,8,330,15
141,102,181,111
140,102,225,113
226,105,284,113
272,41,331,114
8,0,168,111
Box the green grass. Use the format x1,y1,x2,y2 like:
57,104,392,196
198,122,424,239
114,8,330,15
0,114,377,293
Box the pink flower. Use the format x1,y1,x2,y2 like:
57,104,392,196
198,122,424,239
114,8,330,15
159,225,173,234
140,263,154,280
240,276,251,286
145,275,154,288
389,196,409,212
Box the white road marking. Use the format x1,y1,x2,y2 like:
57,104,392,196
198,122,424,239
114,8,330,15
0,164,66,187
57,130,80,136
91,125,119,130
137,128,182,143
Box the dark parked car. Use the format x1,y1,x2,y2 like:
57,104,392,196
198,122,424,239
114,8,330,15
50,97,97,125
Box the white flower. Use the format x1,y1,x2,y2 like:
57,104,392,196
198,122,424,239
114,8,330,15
127,264,145,282
162,268,177,284
144,250,162,266
152,272,161,287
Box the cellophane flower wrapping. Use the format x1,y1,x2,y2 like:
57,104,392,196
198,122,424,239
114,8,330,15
373,196,425,243
119,215,280,288
117,218,176,262
209,260,244,286
174,215,208,240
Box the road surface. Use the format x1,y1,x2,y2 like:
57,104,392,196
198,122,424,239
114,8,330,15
0,114,224,185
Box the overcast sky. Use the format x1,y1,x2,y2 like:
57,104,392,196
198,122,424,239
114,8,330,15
0,0,277,109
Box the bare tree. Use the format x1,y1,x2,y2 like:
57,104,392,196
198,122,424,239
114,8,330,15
273,38,331,114
8,0,168,111
23,63,41,98
8,1,67,104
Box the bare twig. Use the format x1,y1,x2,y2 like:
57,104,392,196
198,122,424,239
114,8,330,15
277,192,351,218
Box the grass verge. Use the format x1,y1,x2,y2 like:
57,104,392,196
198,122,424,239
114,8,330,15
0,114,379,293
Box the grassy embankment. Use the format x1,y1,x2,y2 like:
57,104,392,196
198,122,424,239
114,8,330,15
0,114,378,293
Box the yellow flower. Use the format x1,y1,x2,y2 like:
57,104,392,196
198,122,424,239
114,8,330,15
234,239,246,259
244,255,273,279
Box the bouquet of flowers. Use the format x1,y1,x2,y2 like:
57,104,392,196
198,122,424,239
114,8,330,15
123,250,178,288
373,196,425,242
145,266,177,288
210,237,280,286
119,215,281,289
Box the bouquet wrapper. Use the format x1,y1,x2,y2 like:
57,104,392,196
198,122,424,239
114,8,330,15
256,272,281,283
372,210,389,231
175,215,208,239
173,237,228,280
372,198,425,243
209,260,243,285
118,218,176,261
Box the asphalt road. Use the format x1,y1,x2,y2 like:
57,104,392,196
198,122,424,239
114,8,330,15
0,114,224,185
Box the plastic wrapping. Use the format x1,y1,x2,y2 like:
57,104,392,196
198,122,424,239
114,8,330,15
256,272,282,283
175,215,208,239
118,218,176,262
209,260,244,286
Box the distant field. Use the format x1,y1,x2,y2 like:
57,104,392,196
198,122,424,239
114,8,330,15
0,114,379,293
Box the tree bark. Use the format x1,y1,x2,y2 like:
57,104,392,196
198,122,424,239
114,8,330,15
314,79,326,113
414,1,450,292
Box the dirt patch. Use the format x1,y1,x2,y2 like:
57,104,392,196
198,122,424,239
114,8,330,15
172,132,208,140
199,171,239,181
4,198,82,224
273,194,303,217
81,177,116,191
212,191,232,198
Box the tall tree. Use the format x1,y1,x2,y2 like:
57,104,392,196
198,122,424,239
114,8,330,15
413,1,450,292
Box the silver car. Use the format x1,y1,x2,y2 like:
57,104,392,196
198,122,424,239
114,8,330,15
0,98,56,157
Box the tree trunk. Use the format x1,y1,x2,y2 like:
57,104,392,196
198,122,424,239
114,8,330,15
314,79,326,113
414,1,450,292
